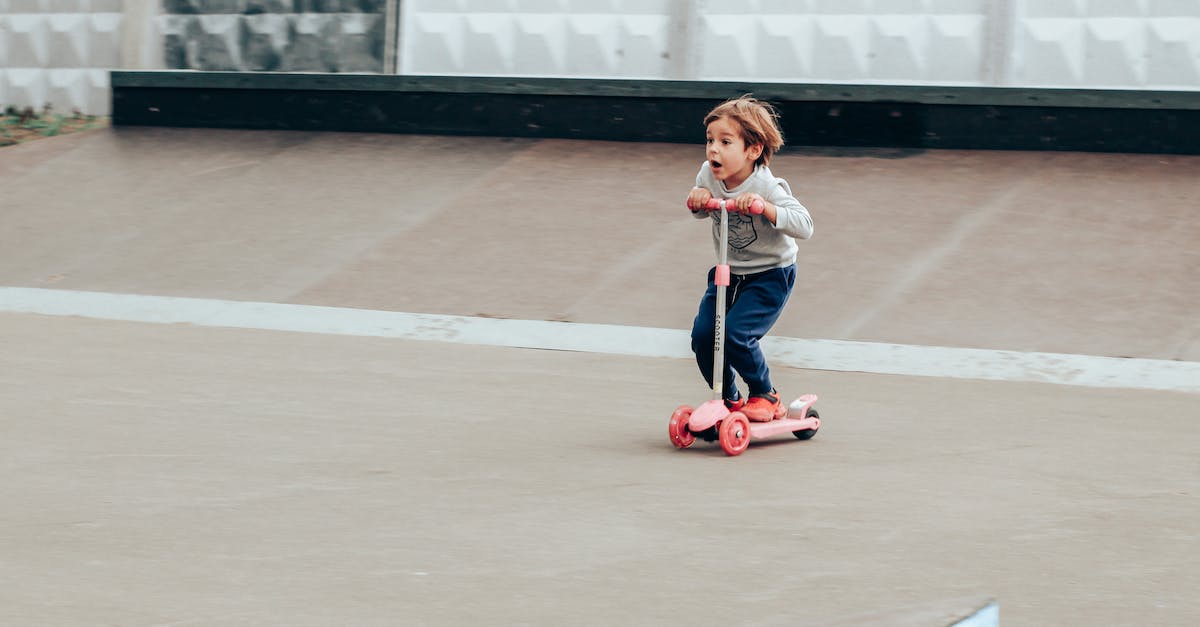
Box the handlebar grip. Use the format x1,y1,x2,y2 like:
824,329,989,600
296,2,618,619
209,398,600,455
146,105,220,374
697,198,764,215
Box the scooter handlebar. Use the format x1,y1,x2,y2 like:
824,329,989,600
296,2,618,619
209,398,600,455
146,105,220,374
697,198,764,215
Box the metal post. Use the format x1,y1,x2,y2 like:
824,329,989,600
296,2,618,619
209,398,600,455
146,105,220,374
984,0,1018,86
121,0,162,70
384,0,401,74
666,0,700,80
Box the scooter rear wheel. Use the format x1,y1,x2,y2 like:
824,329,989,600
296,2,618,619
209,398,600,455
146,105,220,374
669,405,695,448
793,407,819,440
719,412,751,456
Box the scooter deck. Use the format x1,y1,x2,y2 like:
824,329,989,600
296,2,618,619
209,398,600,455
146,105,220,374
747,415,820,439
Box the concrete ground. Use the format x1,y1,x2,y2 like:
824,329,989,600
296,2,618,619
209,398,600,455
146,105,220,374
1,127,1197,625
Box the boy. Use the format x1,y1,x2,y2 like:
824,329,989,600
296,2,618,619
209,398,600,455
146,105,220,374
686,96,814,421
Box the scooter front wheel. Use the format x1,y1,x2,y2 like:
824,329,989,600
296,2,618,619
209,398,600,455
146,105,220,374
669,405,695,448
719,412,751,456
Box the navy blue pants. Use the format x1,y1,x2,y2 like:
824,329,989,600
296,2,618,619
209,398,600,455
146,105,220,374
691,264,796,400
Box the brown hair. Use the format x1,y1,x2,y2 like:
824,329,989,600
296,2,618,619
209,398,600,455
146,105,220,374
703,95,784,166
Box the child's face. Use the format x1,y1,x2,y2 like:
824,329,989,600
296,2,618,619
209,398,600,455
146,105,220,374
706,116,763,189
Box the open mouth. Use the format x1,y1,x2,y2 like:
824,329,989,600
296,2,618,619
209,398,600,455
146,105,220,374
710,159,723,169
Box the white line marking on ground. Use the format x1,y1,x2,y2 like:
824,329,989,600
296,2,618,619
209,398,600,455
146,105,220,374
2,287,1196,393
951,601,1000,627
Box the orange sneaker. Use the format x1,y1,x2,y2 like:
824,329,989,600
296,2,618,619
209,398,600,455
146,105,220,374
742,390,785,422
724,396,745,412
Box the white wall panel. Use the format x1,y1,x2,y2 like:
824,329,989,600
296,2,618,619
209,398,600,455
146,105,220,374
1085,18,1145,85
755,15,816,78
397,0,1198,91
4,0,120,13
564,14,618,75
400,1,998,85
1023,0,1085,18
513,14,565,74
1147,17,1200,86
46,13,86,66
870,15,928,80
1012,1,1200,89
0,3,121,115
400,2,673,77
928,14,986,82
88,11,120,66
6,14,50,67
614,14,670,76
695,3,992,84
1016,17,1085,85
696,14,760,79
809,15,873,81
46,66,86,110
5,68,46,110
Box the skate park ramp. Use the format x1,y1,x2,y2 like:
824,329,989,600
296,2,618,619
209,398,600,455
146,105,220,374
1,127,1198,625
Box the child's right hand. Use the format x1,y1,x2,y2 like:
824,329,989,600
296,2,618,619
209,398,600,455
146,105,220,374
687,187,713,212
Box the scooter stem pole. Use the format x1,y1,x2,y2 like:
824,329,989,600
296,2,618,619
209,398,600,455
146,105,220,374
712,201,731,402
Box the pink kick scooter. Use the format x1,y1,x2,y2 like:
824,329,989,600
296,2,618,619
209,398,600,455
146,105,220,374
668,197,821,456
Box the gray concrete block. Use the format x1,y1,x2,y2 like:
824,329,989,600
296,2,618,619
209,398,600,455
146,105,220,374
163,0,247,14
160,5,385,72
296,0,384,12
330,12,384,72
241,13,287,71
244,0,295,13
189,14,242,70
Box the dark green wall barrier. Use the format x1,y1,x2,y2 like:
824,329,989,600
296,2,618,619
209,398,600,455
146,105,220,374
111,71,1200,154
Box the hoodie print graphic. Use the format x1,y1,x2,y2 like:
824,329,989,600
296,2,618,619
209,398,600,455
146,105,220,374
714,212,758,250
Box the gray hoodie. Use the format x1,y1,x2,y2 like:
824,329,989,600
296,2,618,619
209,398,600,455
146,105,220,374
693,161,814,274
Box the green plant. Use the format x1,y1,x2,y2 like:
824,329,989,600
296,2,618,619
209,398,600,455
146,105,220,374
0,107,110,147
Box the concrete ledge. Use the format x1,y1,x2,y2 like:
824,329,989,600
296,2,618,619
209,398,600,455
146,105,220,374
111,71,1200,153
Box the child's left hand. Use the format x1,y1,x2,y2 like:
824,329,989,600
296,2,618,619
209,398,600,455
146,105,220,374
734,193,766,214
